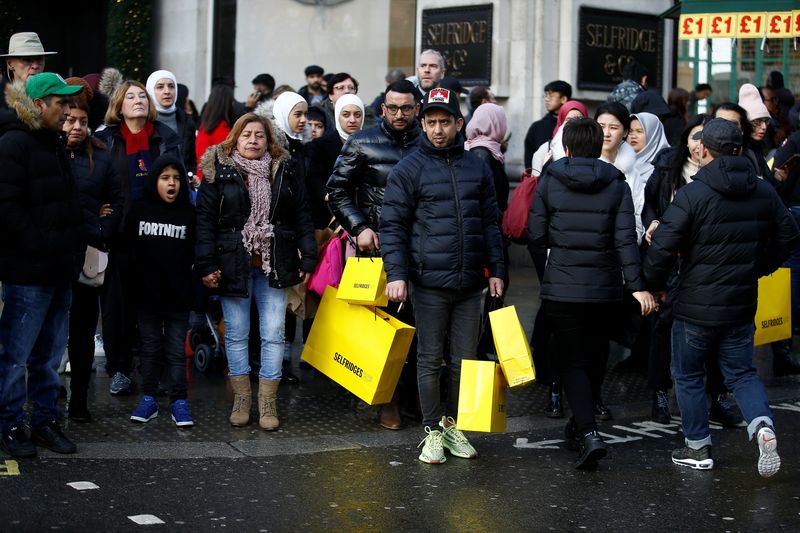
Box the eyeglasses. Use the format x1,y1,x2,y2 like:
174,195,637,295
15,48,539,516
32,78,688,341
750,118,769,128
384,104,415,115
333,84,356,92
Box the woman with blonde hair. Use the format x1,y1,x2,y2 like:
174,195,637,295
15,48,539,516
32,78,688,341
94,80,182,397
196,113,316,430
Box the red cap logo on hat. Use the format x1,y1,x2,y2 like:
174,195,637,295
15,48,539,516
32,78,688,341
428,88,450,104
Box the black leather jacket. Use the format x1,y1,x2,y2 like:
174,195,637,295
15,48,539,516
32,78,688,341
326,121,421,235
195,145,316,296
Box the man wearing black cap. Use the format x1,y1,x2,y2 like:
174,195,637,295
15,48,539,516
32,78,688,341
299,65,325,106
644,118,800,477
380,87,505,464
0,73,86,457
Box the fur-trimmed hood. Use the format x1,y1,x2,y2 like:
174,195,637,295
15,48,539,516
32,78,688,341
2,81,42,132
198,142,288,184
98,67,123,98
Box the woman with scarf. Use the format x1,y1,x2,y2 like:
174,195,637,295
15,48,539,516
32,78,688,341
94,80,182,396
196,113,316,430
146,69,197,174
304,93,365,230
270,91,310,385
526,99,588,418
629,112,670,181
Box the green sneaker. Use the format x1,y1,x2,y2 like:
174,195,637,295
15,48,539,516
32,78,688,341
440,416,478,459
418,426,446,464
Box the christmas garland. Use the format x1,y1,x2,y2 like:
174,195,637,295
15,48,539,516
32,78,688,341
106,0,153,81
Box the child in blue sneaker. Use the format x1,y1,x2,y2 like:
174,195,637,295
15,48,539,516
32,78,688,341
127,156,196,426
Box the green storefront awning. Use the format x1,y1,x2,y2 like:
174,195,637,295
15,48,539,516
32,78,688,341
661,0,800,18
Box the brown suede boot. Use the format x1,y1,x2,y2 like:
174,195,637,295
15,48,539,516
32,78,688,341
228,375,251,427
258,379,280,431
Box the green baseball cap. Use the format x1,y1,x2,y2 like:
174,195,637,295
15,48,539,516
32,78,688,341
25,72,83,100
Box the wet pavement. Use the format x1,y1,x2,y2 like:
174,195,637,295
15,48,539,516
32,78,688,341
2,264,800,530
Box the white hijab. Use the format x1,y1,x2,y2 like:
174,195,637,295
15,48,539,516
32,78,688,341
631,112,670,182
272,91,307,141
602,141,645,244
145,69,177,113
334,94,365,142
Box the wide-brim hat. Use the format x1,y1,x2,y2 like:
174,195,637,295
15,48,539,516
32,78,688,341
0,32,57,58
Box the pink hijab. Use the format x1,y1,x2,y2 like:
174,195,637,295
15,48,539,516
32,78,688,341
465,103,507,163
553,100,589,137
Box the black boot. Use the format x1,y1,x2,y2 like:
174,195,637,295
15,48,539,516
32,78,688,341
281,362,299,385
576,430,607,470
651,390,671,424
772,340,800,376
545,383,564,419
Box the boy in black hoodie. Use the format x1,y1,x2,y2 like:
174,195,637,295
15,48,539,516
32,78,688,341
127,155,196,427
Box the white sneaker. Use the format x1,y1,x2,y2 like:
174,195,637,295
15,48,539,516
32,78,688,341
756,423,780,478
418,427,446,464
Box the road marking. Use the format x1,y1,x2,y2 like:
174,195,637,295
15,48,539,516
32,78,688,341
771,402,800,413
597,432,643,444
0,460,20,476
128,515,165,525
513,438,563,449
67,481,99,491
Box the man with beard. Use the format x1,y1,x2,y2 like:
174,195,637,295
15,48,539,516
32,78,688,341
415,49,446,101
326,79,422,429
299,65,325,107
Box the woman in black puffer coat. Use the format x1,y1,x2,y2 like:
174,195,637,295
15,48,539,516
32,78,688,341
196,113,315,431
63,99,124,422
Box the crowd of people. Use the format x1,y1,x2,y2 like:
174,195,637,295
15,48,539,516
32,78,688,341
0,32,798,479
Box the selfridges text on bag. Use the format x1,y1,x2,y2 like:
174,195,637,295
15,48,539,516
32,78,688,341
301,285,415,404
754,267,792,346
336,256,388,307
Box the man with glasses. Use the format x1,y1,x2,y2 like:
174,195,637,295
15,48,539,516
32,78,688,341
523,80,572,169
326,79,421,430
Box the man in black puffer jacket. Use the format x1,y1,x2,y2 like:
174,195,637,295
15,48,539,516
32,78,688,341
644,119,800,477
0,74,86,458
327,79,421,249
326,79,422,430
381,87,505,464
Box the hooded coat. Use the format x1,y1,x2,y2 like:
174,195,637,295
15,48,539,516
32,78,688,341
528,157,644,303
0,82,87,284
644,155,800,326
126,155,195,311
195,144,316,296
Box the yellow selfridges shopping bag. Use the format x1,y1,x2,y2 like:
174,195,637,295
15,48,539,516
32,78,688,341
754,268,792,346
336,256,388,307
489,305,536,388
301,285,414,404
456,360,507,432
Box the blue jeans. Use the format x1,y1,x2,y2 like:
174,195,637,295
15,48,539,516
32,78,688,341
0,283,71,431
220,268,287,380
412,284,482,428
671,319,773,448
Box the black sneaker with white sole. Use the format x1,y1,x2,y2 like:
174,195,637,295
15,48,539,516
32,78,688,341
672,445,713,470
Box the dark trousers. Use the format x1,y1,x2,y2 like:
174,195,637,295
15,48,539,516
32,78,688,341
648,300,674,391
528,245,558,384
68,282,101,399
545,300,613,436
137,309,189,402
100,248,137,376
412,284,482,428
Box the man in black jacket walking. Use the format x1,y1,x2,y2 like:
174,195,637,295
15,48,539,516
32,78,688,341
0,73,85,458
381,87,505,464
326,79,421,430
644,119,800,477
